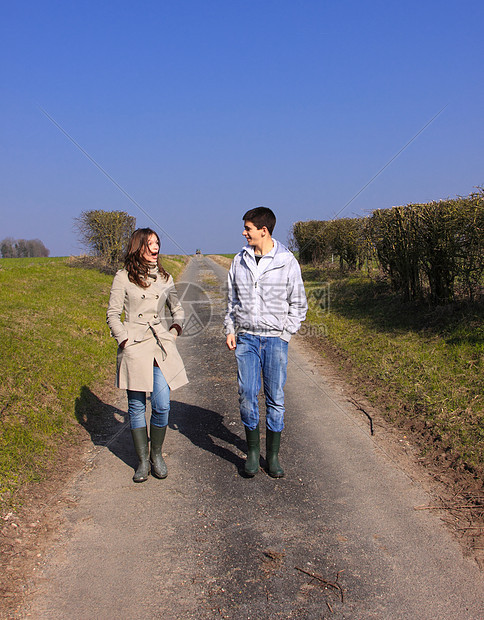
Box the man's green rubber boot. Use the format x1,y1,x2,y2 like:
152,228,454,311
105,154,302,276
266,429,284,478
244,425,260,476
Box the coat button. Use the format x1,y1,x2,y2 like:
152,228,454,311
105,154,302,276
141,294,145,299
138,313,143,317
155,294,159,299
154,314,158,319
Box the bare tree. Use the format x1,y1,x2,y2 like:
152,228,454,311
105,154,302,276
0,237,15,258
28,239,50,257
74,210,136,267
0,237,50,258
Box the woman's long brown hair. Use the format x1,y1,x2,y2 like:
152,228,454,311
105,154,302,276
124,228,169,287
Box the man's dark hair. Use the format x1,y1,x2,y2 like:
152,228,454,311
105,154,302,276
243,207,276,235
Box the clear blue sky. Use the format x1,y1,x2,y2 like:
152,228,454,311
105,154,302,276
1,0,483,257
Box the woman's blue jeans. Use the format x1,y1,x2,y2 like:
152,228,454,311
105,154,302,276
127,365,170,429
234,333,288,432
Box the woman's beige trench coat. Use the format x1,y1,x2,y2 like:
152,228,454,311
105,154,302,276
106,268,188,392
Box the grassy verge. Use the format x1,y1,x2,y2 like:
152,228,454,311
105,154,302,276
0,255,188,509
302,264,484,479
0,258,115,507
207,254,233,269
162,254,190,280
67,253,189,280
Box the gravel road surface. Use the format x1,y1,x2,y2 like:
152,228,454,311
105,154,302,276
22,256,483,619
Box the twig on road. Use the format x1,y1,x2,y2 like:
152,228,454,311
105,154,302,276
295,566,345,603
348,398,374,435
415,504,483,511
456,526,484,531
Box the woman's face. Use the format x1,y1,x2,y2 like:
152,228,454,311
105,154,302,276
142,234,160,263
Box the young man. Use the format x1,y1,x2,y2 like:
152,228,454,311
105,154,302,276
224,207,308,477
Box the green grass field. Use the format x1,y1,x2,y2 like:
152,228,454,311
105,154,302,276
0,255,187,508
302,264,484,477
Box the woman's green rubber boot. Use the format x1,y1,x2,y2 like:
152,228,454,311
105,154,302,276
150,424,168,479
131,426,150,482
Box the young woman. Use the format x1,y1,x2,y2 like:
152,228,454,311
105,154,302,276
107,228,188,482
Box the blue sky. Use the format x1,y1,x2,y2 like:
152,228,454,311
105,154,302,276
1,0,483,256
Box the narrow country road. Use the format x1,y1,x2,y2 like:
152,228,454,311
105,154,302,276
23,257,483,619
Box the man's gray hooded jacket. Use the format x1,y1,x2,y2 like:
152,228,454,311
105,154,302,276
224,239,308,342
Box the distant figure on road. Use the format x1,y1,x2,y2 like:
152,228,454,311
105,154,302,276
107,228,188,482
224,207,308,477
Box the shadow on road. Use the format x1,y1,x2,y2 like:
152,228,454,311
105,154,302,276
74,388,248,475
169,400,247,473
74,385,135,469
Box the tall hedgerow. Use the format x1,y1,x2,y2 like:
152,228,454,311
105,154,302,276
368,190,484,303
291,189,483,304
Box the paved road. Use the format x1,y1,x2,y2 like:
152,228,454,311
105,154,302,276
23,257,483,619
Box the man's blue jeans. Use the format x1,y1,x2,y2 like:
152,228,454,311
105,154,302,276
127,365,170,429
234,333,288,432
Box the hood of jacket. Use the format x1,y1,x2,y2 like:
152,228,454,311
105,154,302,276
239,239,293,276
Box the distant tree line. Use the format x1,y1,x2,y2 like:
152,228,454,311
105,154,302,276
291,189,484,304
0,237,50,258
74,210,136,267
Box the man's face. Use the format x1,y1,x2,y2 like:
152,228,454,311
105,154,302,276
243,221,265,247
